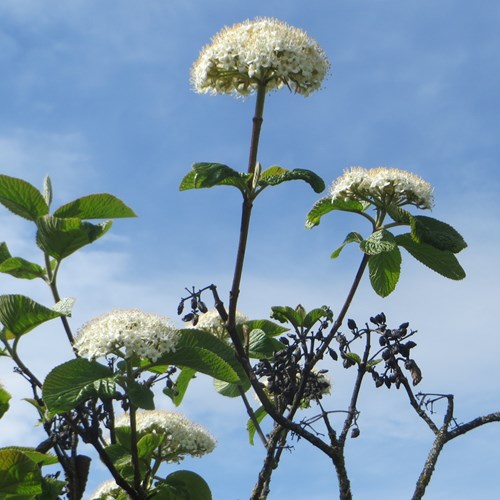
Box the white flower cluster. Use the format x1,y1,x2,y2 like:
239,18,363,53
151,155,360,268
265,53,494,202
91,480,124,500
187,309,248,341
74,309,178,362
115,410,216,462
191,17,330,97
330,167,434,210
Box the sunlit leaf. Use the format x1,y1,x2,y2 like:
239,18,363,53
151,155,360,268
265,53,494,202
0,258,45,280
0,175,48,221
330,232,363,259
0,449,43,497
258,166,325,193
53,194,137,219
42,359,115,413
36,215,112,260
0,295,61,339
179,163,249,192
306,197,368,228
368,246,402,297
396,233,466,280
360,229,397,255
247,406,267,445
411,216,467,253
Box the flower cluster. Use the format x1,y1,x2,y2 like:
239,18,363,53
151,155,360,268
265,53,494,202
115,410,216,462
187,309,248,341
91,480,124,500
74,309,178,362
330,167,434,210
191,17,330,97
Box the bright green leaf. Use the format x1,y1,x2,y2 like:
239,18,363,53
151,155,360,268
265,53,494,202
166,368,196,407
396,233,466,280
302,306,334,330
0,448,58,467
155,329,243,384
0,243,12,264
179,163,249,192
248,329,285,359
213,378,251,398
331,232,363,259
0,258,45,280
368,246,402,297
0,295,61,339
360,229,397,255
247,406,268,445
344,352,362,365
0,386,11,419
0,175,48,221
53,194,137,219
0,449,42,497
243,319,288,337
137,433,164,461
36,215,112,260
411,216,467,253
306,197,368,228
258,167,325,193
270,306,304,329
42,359,115,413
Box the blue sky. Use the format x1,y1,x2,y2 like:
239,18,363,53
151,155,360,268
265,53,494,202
0,0,499,498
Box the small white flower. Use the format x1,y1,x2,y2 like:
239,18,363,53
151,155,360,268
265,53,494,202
191,17,330,97
74,309,178,362
115,410,216,462
188,309,248,341
330,167,434,210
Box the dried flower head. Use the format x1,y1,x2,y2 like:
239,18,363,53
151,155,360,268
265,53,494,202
191,17,330,96
187,309,248,341
330,167,434,210
74,309,178,362
115,410,216,462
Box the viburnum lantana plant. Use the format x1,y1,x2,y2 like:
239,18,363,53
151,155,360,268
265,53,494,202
0,15,498,500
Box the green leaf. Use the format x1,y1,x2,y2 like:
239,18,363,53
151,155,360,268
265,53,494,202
258,166,325,193
331,232,363,259
0,175,48,221
386,204,414,225
166,368,196,407
213,378,251,398
155,330,243,384
53,194,137,219
396,233,466,280
39,475,66,500
411,216,467,253
306,197,368,228
42,359,115,413
368,246,402,297
270,306,304,329
0,295,61,339
103,443,131,469
0,243,12,264
0,448,57,467
360,229,397,255
0,386,10,419
161,470,212,500
243,319,288,337
248,329,285,359
0,449,42,497
137,433,164,461
344,352,362,365
0,258,45,280
302,306,334,330
127,381,155,410
179,163,249,192
247,406,268,445
36,215,112,260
